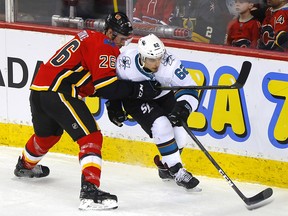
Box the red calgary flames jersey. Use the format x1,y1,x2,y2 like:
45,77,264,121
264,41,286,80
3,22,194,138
226,18,261,48
259,5,288,50
30,30,120,98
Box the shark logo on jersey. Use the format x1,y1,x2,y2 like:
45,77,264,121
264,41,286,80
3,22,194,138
162,52,175,66
119,56,131,70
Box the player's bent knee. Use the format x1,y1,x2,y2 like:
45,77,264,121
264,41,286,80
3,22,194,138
151,116,174,142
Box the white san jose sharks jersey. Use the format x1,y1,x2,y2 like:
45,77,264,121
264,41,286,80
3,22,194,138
116,48,199,109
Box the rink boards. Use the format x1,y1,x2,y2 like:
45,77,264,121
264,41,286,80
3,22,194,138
0,23,288,188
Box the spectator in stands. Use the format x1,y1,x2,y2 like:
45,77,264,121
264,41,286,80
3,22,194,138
133,0,176,25
226,0,239,17
58,0,99,19
226,0,261,48
170,0,197,31
250,0,268,23
258,0,288,51
189,0,235,44
57,0,125,19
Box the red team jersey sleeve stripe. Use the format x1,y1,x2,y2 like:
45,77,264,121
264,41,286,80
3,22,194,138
51,69,75,91
72,72,92,98
30,85,50,91
94,76,118,90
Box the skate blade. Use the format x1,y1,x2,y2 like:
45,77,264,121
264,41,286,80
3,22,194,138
161,178,173,182
79,199,118,210
162,179,202,192
185,186,202,193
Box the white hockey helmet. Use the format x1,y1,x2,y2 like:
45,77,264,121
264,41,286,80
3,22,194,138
138,34,166,61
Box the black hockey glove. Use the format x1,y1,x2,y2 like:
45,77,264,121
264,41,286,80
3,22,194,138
168,100,192,126
131,80,161,100
105,100,127,127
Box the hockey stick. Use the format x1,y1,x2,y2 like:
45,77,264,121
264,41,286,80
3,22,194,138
159,61,252,90
181,121,273,206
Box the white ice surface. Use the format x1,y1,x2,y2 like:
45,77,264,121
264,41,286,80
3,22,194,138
0,146,287,216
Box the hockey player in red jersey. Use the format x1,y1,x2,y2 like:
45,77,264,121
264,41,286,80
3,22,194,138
226,0,261,48
13,12,161,210
259,0,288,51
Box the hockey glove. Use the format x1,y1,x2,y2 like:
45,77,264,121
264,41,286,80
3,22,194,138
168,100,192,126
105,100,127,127
132,80,161,100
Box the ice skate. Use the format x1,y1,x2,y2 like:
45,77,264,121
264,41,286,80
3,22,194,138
14,156,50,178
168,162,201,192
154,155,173,181
79,177,118,210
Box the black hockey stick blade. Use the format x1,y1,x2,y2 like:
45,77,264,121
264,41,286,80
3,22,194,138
230,61,251,89
159,61,252,90
181,121,273,208
244,187,273,206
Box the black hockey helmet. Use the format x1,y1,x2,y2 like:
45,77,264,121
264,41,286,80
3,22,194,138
104,12,133,36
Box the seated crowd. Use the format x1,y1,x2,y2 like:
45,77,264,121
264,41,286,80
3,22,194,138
1,0,287,52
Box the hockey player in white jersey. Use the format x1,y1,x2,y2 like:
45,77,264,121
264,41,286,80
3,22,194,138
106,34,200,190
